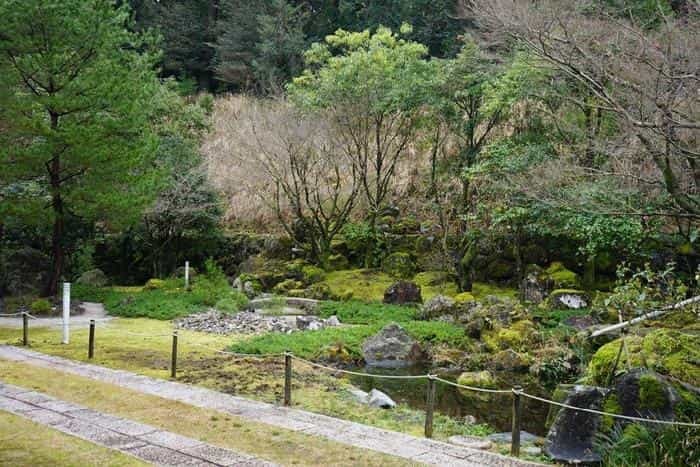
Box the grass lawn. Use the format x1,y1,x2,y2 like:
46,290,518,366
0,317,488,441
0,360,412,467
0,410,147,466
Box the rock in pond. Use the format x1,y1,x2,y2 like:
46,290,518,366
544,385,608,464
362,323,424,368
383,281,422,305
367,389,396,409
347,387,396,409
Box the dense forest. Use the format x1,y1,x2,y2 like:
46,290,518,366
0,1,699,465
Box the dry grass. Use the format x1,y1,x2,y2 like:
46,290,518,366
0,360,415,467
0,411,148,466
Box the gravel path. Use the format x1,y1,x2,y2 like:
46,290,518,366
0,302,111,329
0,380,275,466
0,346,545,467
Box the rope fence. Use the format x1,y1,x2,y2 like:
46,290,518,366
5,313,699,457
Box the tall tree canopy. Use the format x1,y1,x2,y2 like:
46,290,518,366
0,0,163,295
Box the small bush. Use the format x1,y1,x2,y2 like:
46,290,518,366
214,294,248,314
30,299,52,314
597,423,700,466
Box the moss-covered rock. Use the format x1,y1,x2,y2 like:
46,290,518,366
391,217,421,234
483,320,539,352
488,349,531,372
381,252,416,279
545,262,580,288
301,265,325,284
144,278,166,290
457,370,497,389
454,292,476,303
272,279,304,295
587,329,700,386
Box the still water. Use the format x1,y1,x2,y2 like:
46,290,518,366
348,365,551,436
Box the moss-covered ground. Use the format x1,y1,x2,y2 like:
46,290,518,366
0,410,148,466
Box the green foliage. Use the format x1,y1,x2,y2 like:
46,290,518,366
545,262,581,288
144,279,166,291
381,252,416,279
73,260,247,320
597,422,700,467
30,299,52,314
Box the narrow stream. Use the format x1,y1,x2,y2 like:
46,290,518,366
348,365,551,436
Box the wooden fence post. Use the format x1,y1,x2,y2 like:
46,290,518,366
284,352,292,406
22,312,28,346
171,331,178,378
511,385,523,457
424,375,437,438
88,320,95,359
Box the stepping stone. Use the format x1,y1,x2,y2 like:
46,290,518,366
448,435,493,450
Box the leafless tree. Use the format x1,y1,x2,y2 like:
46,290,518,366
467,0,700,220
212,97,360,267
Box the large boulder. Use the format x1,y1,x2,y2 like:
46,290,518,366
609,369,680,426
367,389,397,409
420,294,455,320
457,371,497,390
76,269,108,287
383,281,422,304
362,323,424,368
487,349,530,372
545,385,609,464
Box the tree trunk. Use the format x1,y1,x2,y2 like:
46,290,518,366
43,112,64,298
44,155,64,297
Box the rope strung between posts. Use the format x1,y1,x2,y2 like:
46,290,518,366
187,341,282,358
0,312,23,317
518,390,700,427
291,354,430,380
433,376,512,394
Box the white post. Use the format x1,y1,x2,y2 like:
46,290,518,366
185,261,190,289
62,282,70,344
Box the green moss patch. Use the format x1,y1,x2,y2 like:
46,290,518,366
545,262,580,288
320,269,394,302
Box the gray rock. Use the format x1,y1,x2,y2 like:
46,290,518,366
325,315,341,327
243,281,257,299
348,387,369,404
448,435,492,450
421,295,455,319
519,267,552,304
613,369,679,424
367,389,396,409
549,291,589,309
296,316,324,331
544,385,608,464
522,446,542,456
175,310,296,335
361,323,424,368
383,281,422,305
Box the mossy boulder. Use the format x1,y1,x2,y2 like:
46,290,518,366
610,369,680,426
391,217,421,234
381,252,416,279
383,280,422,305
144,278,166,290
420,295,456,320
457,370,497,389
454,292,476,303
488,349,531,372
319,269,394,302
587,329,700,386
301,265,325,284
272,279,304,295
483,320,539,352
76,268,108,287
545,262,580,289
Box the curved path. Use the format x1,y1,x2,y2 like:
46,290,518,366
0,346,544,467
0,302,111,329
